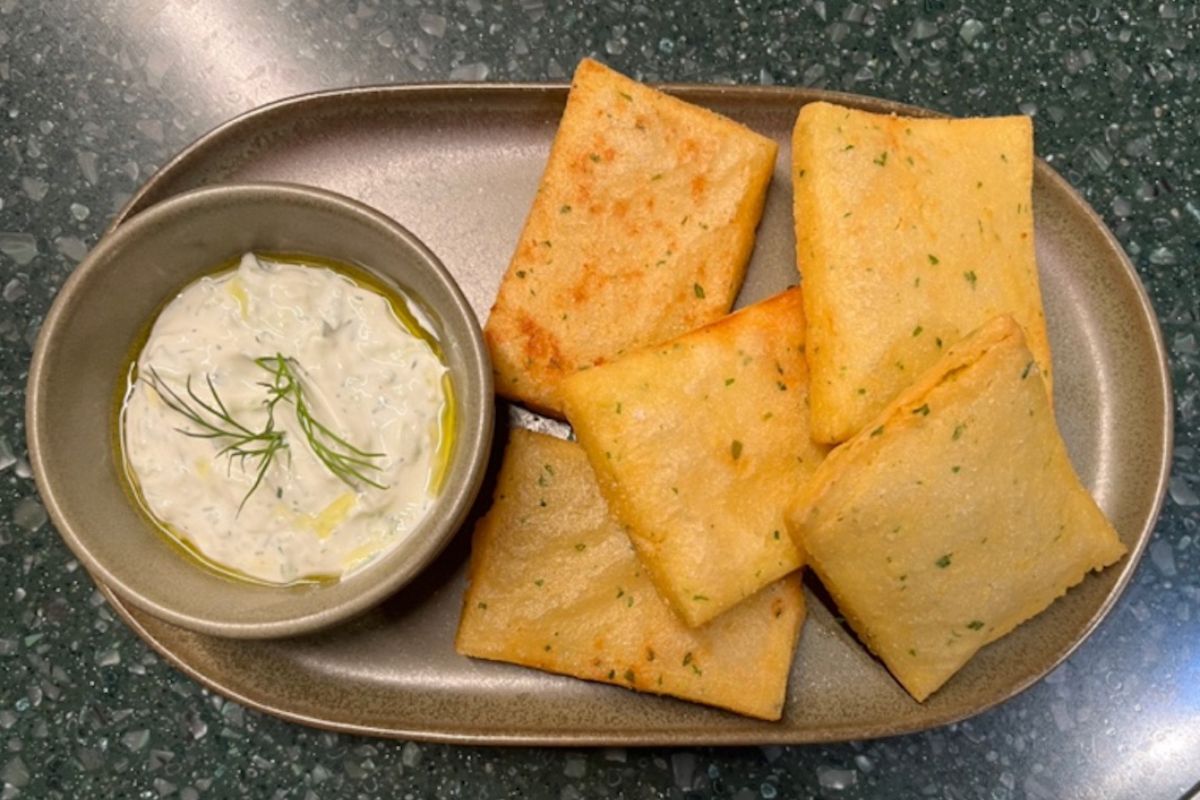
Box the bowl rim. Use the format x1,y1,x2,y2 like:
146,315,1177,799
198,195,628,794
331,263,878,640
26,181,494,638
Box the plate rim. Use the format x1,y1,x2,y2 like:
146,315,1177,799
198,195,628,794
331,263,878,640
93,81,1173,746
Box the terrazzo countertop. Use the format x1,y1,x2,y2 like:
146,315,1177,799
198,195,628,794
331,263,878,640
2,1,1198,798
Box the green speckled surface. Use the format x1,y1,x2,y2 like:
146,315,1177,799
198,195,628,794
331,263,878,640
1,2,1197,798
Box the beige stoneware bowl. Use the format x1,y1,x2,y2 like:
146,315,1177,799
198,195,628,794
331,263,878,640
27,182,494,638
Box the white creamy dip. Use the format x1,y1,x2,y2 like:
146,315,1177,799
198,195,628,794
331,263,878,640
122,253,449,584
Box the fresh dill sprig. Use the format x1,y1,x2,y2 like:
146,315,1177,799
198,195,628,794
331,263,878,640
254,354,389,491
147,368,288,511
145,355,387,510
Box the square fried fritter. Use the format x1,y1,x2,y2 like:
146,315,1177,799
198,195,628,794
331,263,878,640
485,58,777,417
456,429,805,721
788,315,1125,702
793,101,1051,443
560,289,827,627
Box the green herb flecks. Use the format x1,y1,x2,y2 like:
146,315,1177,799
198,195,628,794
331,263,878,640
874,151,888,166
967,620,984,630
730,440,743,460
935,554,952,568
964,270,978,288
693,282,706,299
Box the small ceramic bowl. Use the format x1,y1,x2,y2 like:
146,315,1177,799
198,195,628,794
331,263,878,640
27,182,494,638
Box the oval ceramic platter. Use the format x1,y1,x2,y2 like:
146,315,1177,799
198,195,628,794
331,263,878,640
97,84,1171,745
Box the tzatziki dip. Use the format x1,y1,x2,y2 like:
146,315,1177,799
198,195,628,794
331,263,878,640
121,252,450,585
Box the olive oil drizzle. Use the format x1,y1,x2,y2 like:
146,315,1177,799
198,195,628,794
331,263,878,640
112,252,457,587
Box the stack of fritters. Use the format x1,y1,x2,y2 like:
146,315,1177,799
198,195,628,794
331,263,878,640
457,59,1126,717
